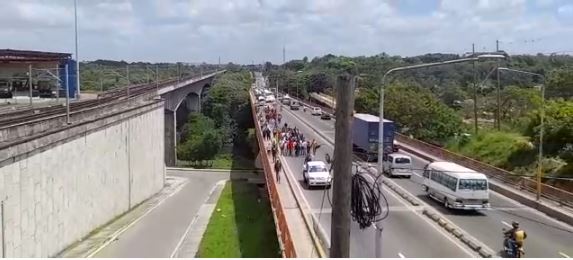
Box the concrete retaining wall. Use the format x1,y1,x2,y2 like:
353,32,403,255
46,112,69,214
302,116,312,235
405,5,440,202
0,101,165,257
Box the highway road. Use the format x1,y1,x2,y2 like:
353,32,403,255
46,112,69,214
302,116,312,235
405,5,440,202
278,109,474,257
279,97,573,258
92,170,229,258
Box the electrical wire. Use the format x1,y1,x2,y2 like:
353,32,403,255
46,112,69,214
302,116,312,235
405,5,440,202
350,166,390,229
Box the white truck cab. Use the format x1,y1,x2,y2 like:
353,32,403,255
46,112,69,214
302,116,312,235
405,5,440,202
383,153,413,178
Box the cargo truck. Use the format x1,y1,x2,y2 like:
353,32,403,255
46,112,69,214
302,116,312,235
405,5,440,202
352,113,397,162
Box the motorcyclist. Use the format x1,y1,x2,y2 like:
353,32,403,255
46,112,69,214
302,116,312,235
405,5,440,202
504,221,527,257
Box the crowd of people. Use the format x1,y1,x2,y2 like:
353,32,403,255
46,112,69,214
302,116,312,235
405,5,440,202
257,102,321,183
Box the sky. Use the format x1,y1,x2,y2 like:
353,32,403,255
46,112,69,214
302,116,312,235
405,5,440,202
0,0,572,64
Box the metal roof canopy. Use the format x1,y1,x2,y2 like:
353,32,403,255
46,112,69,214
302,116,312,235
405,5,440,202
0,49,71,63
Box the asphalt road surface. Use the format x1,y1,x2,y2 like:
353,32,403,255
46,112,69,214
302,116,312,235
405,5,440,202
93,170,229,258
281,100,573,258
276,105,475,258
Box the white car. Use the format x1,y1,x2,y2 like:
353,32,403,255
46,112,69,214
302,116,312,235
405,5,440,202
258,96,265,102
311,107,322,115
265,95,276,103
303,161,332,188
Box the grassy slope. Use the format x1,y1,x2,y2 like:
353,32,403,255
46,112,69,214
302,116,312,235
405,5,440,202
446,131,535,169
196,180,280,258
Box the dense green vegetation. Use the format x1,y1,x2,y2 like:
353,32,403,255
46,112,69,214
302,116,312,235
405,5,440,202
177,70,256,169
264,53,573,186
197,180,280,258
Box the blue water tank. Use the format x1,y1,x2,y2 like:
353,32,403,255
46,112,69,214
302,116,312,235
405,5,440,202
58,59,77,98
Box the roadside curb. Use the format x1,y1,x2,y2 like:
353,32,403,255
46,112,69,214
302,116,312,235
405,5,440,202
167,167,263,173
285,106,496,258
421,208,495,258
278,154,328,258
57,176,189,258
170,180,227,258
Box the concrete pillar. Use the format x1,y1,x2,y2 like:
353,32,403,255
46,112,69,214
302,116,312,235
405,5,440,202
164,109,176,166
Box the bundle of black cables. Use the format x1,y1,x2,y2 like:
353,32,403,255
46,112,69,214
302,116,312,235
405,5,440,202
350,171,390,229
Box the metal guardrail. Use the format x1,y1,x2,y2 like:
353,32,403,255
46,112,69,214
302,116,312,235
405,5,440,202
297,92,573,208
395,133,573,208
249,91,296,258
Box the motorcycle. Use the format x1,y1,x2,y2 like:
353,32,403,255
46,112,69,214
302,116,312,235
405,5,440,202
502,229,524,258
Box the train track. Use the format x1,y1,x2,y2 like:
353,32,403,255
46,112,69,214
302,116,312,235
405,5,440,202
0,75,201,128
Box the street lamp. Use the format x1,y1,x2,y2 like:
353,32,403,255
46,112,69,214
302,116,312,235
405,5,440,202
377,54,507,172
292,70,303,98
372,54,503,257
74,0,81,99
497,67,546,201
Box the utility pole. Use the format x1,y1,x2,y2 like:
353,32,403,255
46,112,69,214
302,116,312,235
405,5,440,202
126,65,130,98
146,65,150,84
473,43,478,134
65,64,71,124
496,40,501,130
282,45,286,64
28,64,33,106
99,64,104,95
74,0,81,98
177,63,181,83
155,64,159,87
330,73,355,258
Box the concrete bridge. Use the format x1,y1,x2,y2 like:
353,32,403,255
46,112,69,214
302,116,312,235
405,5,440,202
0,71,222,257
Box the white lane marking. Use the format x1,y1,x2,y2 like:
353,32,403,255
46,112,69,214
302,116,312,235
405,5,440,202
501,221,512,228
398,252,406,258
169,180,225,258
489,189,573,233
87,178,190,258
560,252,571,258
283,107,478,257
361,168,476,257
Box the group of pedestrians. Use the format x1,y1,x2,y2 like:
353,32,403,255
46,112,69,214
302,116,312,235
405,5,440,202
257,102,321,184
278,125,320,158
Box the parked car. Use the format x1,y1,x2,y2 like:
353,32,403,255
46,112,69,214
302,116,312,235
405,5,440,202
311,107,322,115
320,112,331,120
303,161,332,188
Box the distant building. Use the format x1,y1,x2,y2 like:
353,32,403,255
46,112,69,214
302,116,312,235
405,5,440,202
0,49,78,99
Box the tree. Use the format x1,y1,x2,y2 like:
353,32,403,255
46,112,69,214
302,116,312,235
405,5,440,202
177,113,223,165
547,69,573,99
383,84,463,144
527,100,573,156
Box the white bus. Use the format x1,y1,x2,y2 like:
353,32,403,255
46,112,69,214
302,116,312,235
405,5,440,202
422,161,490,210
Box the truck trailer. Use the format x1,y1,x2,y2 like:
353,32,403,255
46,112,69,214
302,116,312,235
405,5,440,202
352,113,396,162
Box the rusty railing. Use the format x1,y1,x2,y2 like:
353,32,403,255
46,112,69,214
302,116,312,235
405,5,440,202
395,133,573,207
249,90,296,257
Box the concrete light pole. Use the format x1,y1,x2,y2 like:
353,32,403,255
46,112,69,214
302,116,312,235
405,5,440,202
497,67,546,201
74,0,81,98
376,55,506,256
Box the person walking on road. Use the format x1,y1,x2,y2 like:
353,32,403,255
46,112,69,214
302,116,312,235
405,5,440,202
274,158,282,183
271,142,277,161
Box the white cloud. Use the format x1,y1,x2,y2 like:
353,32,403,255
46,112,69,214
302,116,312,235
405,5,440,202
0,0,571,63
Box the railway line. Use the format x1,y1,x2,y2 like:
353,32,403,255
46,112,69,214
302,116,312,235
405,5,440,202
0,75,199,128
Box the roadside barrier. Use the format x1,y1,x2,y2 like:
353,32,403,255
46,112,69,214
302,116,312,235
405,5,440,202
250,90,296,258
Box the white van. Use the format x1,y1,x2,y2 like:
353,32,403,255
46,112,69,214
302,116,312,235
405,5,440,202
382,153,412,178
422,161,490,210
